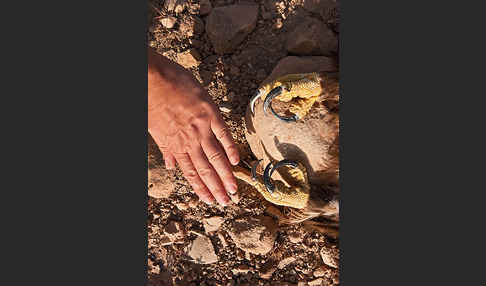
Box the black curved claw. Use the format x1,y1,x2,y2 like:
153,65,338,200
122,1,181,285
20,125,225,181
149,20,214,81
263,162,275,194
262,159,300,194
263,86,299,123
269,107,299,122
263,86,282,114
251,159,263,181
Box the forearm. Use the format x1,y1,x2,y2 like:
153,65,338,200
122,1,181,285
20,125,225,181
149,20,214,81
148,48,201,112
148,48,172,82
148,48,174,111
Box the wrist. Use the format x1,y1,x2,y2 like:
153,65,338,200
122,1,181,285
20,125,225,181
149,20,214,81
147,49,171,112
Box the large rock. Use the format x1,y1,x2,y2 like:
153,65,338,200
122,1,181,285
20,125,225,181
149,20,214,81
286,18,337,56
245,56,339,187
320,246,339,268
185,235,218,264
206,4,259,54
227,215,278,255
202,216,225,233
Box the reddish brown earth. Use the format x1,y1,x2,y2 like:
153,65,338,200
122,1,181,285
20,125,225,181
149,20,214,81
148,0,339,285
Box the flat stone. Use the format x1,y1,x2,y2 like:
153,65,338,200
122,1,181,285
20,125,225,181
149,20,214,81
227,215,278,255
185,235,219,264
286,18,337,56
177,49,201,68
202,216,225,233
206,4,259,54
320,247,339,268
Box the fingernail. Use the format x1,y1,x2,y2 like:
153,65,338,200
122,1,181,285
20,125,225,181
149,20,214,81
217,195,231,206
165,162,173,169
221,198,231,207
203,198,214,205
227,184,238,195
231,157,239,165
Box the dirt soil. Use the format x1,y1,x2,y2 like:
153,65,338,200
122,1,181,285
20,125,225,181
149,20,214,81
147,0,339,285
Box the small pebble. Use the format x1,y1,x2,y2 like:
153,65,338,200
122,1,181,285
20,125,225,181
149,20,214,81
188,198,199,208
313,266,326,278
232,264,250,275
175,202,189,211
160,16,177,29
219,106,232,113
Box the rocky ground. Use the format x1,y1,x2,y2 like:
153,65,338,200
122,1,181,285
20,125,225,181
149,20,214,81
147,0,339,285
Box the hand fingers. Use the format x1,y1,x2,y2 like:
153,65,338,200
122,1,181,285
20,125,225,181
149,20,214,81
211,116,240,166
188,145,231,206
173,153,215,205
160,148,176,170
201,134,238,196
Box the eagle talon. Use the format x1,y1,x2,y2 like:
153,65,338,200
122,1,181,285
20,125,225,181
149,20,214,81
263,86,299,122
263,162,275,194
269,107,299,122
263,159,300,194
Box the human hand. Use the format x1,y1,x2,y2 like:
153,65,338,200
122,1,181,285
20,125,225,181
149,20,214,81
148,49,240,206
